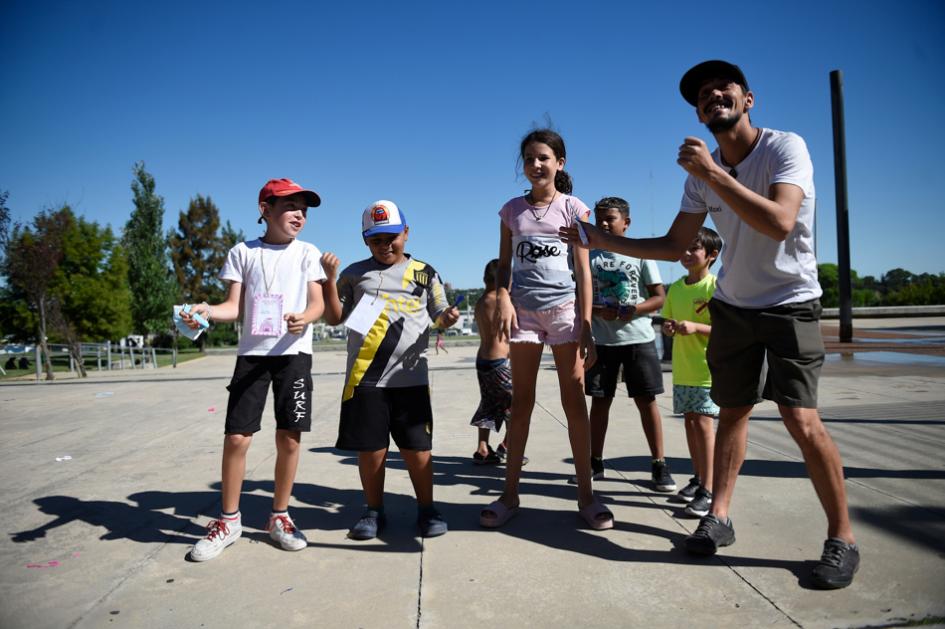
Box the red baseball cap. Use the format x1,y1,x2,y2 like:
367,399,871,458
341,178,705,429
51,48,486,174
258,178,321,207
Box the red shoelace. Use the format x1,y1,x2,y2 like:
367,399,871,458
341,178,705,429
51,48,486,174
205,519,231,541
269,515,296,533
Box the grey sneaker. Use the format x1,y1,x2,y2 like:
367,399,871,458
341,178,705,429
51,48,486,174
811,538,860,589
348,508,386,540
684,487,712,518
267,513,307,551
685,514,735,555
677,476,701,502
652,459,677,492
191,517,242,561
417,505,448,538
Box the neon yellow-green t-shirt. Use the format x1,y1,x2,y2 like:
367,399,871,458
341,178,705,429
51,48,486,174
661,274,717,387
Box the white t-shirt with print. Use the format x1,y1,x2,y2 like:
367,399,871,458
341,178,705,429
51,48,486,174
679,128,821,308
220,238,327,356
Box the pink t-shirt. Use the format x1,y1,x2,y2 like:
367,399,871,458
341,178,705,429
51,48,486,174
499,194,590,311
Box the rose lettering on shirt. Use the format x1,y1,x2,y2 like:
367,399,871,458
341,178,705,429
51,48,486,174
516,241,561,264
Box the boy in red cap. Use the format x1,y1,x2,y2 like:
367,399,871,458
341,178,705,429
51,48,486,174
182,178,327,561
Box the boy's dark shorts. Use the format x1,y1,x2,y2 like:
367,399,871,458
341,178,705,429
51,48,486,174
336,385,433,452
225,353,313,434
585,341,664,399
707,298,824,409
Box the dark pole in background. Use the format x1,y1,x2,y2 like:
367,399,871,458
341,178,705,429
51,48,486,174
830,70,853,343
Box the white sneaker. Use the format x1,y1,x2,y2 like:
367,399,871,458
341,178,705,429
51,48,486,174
191,517,242,562
267,513,308,551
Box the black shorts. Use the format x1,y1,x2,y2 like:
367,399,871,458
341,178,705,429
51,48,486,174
224,354,313,434
336,385,434,452
585,342,665,399
707,298,825,409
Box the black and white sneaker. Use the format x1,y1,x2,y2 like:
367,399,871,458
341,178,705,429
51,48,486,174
677,476,701,502
811,538,860,589
685,514,735,555
651,459,677,492
684,487,712,518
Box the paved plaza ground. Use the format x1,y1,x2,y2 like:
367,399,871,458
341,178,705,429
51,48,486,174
1,318,943,628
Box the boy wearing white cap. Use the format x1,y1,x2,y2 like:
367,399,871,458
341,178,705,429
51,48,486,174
184,178,327,561
320,200,460,540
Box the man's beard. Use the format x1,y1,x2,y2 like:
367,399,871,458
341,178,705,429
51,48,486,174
705,110,742,134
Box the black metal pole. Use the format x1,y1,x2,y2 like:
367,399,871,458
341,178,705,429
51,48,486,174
830,70,853,343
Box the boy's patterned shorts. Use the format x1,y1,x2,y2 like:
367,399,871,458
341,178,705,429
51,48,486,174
673,385,719,416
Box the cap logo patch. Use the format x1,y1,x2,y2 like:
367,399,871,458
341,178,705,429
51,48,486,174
372,206,390,224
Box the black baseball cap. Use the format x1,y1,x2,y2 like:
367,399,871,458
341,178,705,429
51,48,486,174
680,60,749,106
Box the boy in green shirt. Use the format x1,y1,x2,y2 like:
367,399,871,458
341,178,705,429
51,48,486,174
661,226,722,517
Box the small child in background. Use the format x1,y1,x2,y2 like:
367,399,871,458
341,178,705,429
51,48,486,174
321,200,460,540
584,196,675,492
184,178,326,562
661,226,723,517
470,259,526,466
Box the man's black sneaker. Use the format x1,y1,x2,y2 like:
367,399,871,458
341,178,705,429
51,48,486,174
652,459,677,492
685,487,712,518
811,538,860,589
348,508,386,540
685,514,735,555
677,476,701,502
591,456,605,481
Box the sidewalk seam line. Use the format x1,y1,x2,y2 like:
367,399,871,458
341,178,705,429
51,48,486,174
417,538,425,629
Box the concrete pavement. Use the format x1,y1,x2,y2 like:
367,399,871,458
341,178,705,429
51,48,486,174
1,318,943,628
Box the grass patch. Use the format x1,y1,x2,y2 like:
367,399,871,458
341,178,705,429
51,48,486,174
0,347,205,380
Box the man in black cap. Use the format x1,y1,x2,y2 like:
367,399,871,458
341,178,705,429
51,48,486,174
560,60,859,589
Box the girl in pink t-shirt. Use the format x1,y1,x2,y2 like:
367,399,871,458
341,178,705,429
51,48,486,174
480,129,613,531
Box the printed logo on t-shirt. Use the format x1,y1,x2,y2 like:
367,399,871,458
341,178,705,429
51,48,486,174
413,270,430,287
592,256,641,306
515,239,564,265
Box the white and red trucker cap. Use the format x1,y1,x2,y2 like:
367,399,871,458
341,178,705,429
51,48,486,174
361,200,408,238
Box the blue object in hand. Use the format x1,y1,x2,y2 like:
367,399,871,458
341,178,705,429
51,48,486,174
173,304,209,340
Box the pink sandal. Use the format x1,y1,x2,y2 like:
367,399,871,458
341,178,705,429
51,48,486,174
480,500,519,528
579,499,614,530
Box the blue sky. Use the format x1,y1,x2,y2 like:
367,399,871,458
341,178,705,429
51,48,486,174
2,0,943,288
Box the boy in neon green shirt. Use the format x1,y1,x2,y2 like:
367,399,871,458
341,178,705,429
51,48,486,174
661,227,722,517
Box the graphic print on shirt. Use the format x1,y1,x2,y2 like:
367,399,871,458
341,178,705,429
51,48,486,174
592,257,641,306
342,258,443,400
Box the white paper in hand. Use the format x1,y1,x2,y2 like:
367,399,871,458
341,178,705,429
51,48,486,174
344,295,387,336
575,220,589,245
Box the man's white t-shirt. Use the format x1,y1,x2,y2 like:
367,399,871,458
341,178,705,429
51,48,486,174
220,238,327,355
679,128,821,308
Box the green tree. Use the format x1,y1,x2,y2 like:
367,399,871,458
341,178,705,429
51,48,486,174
3,208,68,378
881,268,915,295
168,194,226,305
2,206,133,378
124,162,175,337
817,263,839,308
220,220,245,252
56,209,133,343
